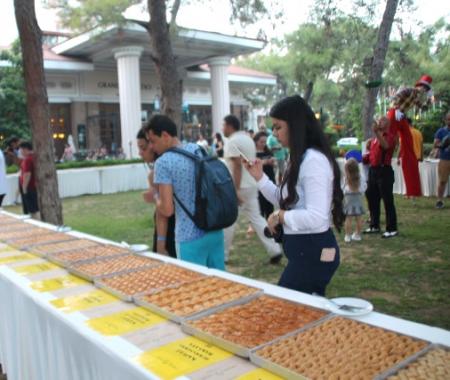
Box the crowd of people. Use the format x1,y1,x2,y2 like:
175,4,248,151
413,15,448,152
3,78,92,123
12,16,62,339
137,95,343,296
0,76,448,297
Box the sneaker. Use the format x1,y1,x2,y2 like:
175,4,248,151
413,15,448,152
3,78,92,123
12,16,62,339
344,234,352,243
382,231,398,239
435,200,444,209
364,227,380,234
269,254,283,265
351,233,362,241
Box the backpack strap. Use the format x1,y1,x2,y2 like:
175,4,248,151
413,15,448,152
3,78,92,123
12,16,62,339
166,146,204,224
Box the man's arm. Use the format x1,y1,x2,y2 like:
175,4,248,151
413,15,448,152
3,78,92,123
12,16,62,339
155,212,169,255
230,157,242,191
22,172,31,193
156,184,174,218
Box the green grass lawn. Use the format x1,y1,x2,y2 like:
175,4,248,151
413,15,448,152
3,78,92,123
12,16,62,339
5,192,450,329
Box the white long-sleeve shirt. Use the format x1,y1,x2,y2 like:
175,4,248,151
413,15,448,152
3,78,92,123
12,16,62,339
257,148,333,234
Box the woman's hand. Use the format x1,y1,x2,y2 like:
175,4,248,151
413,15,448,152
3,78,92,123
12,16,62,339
242,158,263,181
267,210,285,234
142,190,155,203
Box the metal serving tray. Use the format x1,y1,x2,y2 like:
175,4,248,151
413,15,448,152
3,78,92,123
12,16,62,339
95,264,205,303
375,343,449,380
67,254,163,282
134,282,263,324
29,239,99,258
250,315,430,380
9,234,76,251
181,295,330,358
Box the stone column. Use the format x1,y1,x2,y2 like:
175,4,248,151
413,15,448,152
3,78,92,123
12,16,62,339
113,46,143,158
208,56,231,135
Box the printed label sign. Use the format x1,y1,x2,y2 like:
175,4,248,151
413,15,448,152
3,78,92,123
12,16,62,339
86,307,166,336
14,262,60,275
51,289,118,313
0,253,37,264
236,368,284,380
137,336,232,379
30,275,87,292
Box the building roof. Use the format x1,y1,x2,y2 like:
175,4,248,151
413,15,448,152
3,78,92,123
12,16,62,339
38,22,276,85
199,64,276,79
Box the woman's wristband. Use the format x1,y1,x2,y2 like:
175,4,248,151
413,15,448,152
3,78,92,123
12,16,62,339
157,235,166,242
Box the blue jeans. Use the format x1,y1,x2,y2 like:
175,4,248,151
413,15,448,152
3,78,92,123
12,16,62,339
279,229,340,296
178,230,225,270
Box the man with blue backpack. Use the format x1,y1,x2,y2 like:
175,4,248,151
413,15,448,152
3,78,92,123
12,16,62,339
146,115,238,270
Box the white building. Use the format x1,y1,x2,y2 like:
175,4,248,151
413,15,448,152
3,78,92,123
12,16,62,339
39,23,276,157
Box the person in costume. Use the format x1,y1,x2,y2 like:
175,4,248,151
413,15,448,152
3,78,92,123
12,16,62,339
387,75,433,198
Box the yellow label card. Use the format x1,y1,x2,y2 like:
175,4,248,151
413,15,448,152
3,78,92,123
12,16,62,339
0,253,37,264
236,368,284,380
137,336,232,379
30,275,87,292
51,289,118,313
86,307,166,336
14,262,60,275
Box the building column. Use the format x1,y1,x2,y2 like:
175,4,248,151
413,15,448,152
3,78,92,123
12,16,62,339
113,46,143,158
208,56,231,135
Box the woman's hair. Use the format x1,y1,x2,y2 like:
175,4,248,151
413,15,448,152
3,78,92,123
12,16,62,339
344,158,361,192
215,132,223,141
269,95,344,231
253,131,270,154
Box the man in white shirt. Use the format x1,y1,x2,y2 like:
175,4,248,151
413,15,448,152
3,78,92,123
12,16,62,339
222,115,282,264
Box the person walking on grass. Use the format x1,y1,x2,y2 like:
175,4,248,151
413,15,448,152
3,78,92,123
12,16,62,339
434,112,450,209
222,114,282,265
343,158,366,243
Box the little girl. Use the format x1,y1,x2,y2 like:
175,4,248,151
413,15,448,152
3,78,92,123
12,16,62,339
343,158,367,243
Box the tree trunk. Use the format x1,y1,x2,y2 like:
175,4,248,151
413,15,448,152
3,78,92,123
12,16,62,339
361,0,399,139
147,0,182,133
14,0,63,225
304,81,314,104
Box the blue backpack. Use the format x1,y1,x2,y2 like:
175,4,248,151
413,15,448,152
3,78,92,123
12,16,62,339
168,147,238,231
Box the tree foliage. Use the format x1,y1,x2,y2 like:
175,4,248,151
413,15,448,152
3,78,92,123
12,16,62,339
240,10,450,143
0,40,31,142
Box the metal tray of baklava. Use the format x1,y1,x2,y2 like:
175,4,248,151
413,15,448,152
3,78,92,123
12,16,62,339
181,294,331,358
250,315,431,380
67,254,162,282
375,343,449,380
134,278,263,324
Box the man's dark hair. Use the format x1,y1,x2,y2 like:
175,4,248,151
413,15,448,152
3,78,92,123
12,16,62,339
19,141,33,150
145,115,177,137
136,127,148,141
224,115,240,131
6,136,19,147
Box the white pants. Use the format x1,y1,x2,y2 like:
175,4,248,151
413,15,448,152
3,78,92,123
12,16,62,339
224,186,282,260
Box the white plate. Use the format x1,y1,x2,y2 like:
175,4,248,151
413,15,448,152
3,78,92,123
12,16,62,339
130,244,149,253
324,297,373,316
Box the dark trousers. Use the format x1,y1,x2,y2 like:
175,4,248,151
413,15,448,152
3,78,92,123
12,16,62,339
279,229,340,296
0,194,5,207
366,166,397,232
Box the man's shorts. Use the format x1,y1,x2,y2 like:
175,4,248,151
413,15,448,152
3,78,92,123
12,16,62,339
438,159,450,184
22,190,39,214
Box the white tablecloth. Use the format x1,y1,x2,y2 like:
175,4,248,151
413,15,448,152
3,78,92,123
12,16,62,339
1,214,449,380
337,158,450,197
0,267,154,380
3,164,149,206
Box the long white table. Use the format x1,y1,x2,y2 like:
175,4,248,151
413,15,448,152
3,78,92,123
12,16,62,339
0,213,449,380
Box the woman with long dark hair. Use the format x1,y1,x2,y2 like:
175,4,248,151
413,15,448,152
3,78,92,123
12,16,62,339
244,95,344,295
